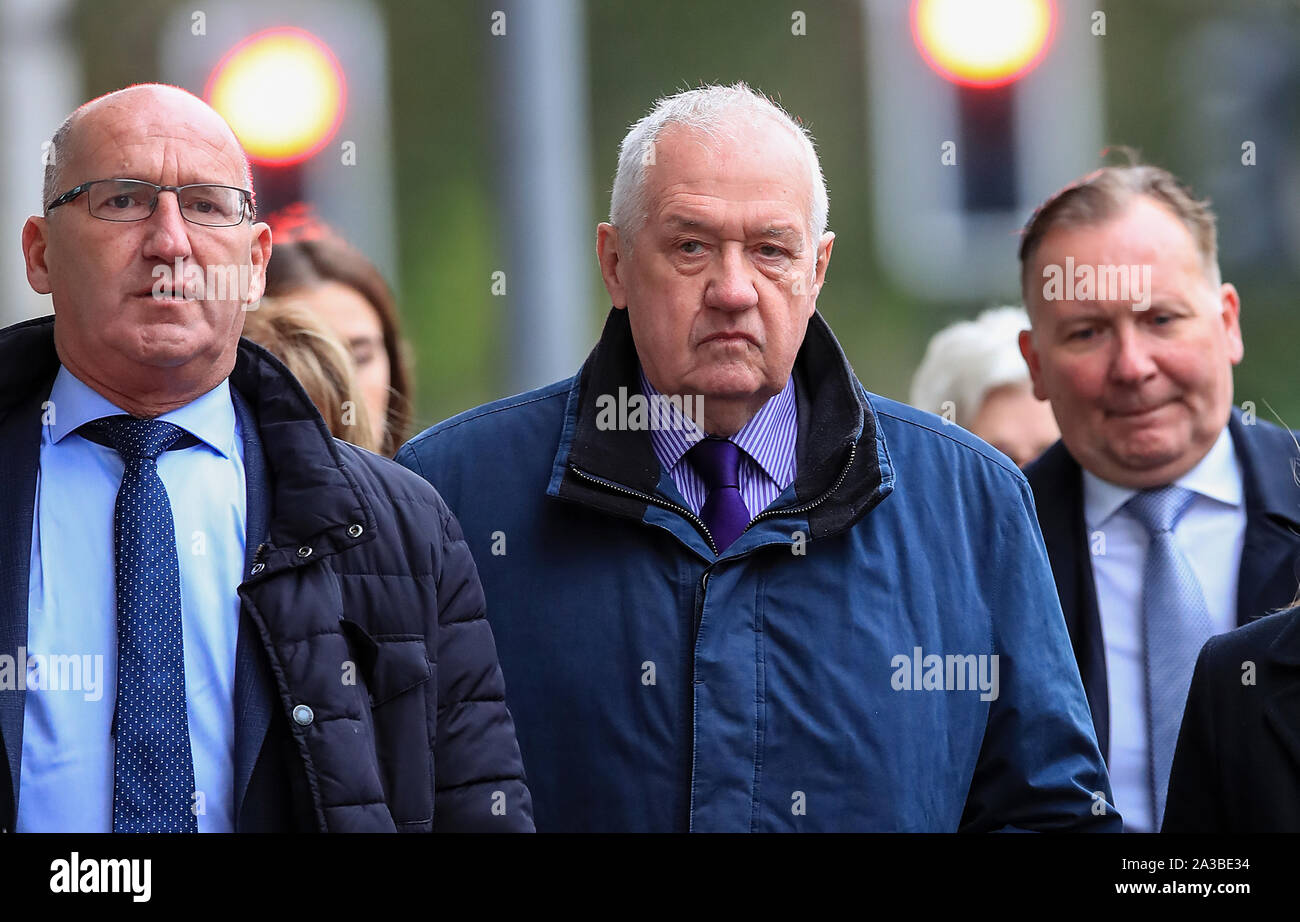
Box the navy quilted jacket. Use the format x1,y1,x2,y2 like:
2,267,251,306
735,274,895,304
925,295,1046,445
0,315,533,833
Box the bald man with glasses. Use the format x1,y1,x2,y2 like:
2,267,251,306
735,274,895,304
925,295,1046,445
0,84,532,833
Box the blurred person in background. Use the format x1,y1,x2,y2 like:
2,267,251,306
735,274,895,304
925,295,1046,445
263,207,413,457
1019,161,1300,832
241,296,379,453
397,82,1116,832
909,305,1059,468
2,84,531,832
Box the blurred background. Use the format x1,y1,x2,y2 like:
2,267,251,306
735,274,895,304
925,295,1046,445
3,0,1299,432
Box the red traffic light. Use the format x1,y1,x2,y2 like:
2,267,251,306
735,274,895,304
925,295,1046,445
912,0,1056,89
205,27,347,166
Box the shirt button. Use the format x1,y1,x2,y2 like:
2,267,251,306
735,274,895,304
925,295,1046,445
347,524,364,538
297,546,313,559
292,704,314,726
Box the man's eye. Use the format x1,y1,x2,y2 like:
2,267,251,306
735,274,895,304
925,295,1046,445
105,195,136,209
758,244,787,258
678,240,704,255
1067,328,1095,341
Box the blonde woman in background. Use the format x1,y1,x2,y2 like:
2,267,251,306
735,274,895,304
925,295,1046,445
910,305,1059,469
264,206,415,458
241,297,380,453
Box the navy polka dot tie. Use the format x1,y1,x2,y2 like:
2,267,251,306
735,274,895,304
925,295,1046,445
82,415,199,833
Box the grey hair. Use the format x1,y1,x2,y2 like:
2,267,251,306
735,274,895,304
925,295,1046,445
910,306,1035,428
42,113,76,212
42,85,256,215
609,82,829,247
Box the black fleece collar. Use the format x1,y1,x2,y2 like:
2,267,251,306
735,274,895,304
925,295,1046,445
552,307,888,542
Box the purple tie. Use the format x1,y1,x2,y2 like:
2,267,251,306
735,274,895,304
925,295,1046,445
687,438,751,552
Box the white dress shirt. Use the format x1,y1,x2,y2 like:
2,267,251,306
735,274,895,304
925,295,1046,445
1083,426,1245,832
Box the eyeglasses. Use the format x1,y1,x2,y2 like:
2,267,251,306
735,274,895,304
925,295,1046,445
45,178,255,227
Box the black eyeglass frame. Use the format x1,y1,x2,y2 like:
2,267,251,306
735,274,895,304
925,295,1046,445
45,178,256,226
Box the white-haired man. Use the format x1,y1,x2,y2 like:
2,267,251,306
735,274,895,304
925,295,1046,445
398,83,1117,832
910,305,1059,468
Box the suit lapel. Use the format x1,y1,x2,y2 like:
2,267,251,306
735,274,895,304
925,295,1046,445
1263,612,1300,777
230,387,274,826
0,386,51,819
1028,441,1110,761
1230,410,1300,626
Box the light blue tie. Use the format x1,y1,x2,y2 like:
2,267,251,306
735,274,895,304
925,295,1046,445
1125,485,1214,831
83,415,198,833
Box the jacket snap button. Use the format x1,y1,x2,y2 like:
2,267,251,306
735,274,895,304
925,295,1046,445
251,563,264,575
292,704,314,726
348,524,363,538
297,546,313,558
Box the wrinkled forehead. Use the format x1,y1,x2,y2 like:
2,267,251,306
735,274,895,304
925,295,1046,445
650,119,813,219
64,96,247,188
659,116,807,175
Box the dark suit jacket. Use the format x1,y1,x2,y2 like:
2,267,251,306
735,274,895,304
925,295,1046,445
1162,607,1300,831
1024,408,1300,762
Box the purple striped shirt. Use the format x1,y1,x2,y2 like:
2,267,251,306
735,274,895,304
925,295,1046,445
638,367,798,519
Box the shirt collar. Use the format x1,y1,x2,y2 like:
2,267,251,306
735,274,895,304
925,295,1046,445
1083,424,1242,530
638,366,798,486
48,365,238,459
729,375,798,486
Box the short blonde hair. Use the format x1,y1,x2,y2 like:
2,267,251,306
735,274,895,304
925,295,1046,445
240,297,378,453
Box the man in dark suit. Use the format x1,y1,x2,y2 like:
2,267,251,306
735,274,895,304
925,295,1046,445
1162,607,1300,831
0,84,532,832
1018,162,1300,832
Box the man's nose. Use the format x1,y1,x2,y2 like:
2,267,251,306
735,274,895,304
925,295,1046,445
704,245,760,311
1109,323,1158,384
140,192,194,262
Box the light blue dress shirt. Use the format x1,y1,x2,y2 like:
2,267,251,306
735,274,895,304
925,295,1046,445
1082,425,1245,832
17,366,246,832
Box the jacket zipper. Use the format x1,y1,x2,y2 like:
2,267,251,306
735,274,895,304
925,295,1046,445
689,569,709,832
570,466,719,554
744,443,857,530
248,542,269,578
570,441,856,553
571,442,856,832
569,464,713,832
